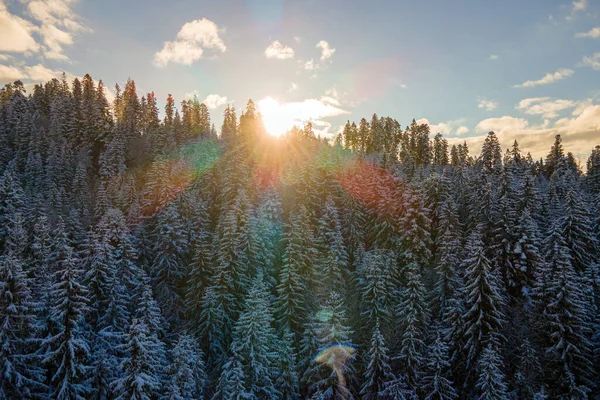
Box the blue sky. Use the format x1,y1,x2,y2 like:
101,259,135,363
1,0,599,159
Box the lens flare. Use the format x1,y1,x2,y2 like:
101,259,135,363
315,343,356,398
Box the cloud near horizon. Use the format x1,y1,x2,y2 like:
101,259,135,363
447,102,600,161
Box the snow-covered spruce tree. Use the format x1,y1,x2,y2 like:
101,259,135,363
378,373,418,400
250,187,283,280
490,167,520,296
198,286,228,378
536,220,594,398
184,208,214,329
0,161,25,246
511,338,542,399
422,333,458,400
150,203,188,322
230,273,280,398
165,333,207,400
511,208,543,302
474,344,508,400
399,187,432,267
277,205,317,336
431,195,462,322
112,319,165,400
275,327,300,400
355,248,397,336
298,315,321,395
558,183,599,273
461,227,505,378
396,254,429,389
308,290,356,399
42,246,92,400
0,219,45,398
208,188,254,335
360,320,393,400
315,197,348,296
211,352,248,400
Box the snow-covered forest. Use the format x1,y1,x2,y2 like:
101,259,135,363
1,75,599,400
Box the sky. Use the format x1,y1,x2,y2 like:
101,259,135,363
1,0,599,160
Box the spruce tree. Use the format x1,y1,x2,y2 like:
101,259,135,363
462,228,505,371
360,321,393,399
165,333,207,400
43,247,92,400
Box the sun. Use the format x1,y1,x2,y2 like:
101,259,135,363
258,96,297,137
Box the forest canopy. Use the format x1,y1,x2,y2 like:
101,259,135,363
0,75,600,399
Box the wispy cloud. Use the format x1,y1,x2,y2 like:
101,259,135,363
0,64,25,82
289,82,298,91
316,40,335,61
154,18,226,67
302,59,316,70
265,40,294,60
575,27,600,38
478,98,498,111
514,68,573,88
516,97,577,119
24,0,91,60
203,94,228,109
567,0,587,20
582,53,600,70
0,0,89,60
416,117,467,136
0,62,72,84
0,1,39,53
489,54,499,60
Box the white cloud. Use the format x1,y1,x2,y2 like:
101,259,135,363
478,98,498,111
516,97,577,119
489,54,499,60
24,63,65,81
400,84,407,89
514,68,574,87
475,116,530,133
203,94,228,109
184,90,199,100
572,0,587,12
258,96,349,137
316,40,335,61
567,0,587,19
0,62,75,85
452,100,600,159
0,0,39,53
582,52,600,70
0,54,13,61
293,36,301,43
0,64,25,82
23,0,90,60
302,59,316,70
155,40,204,67
289,82,298,91
456,126,470,135
575,27,600,38
154,18,226,67
265,40,294,60
416,117,467,136
40,23,73,60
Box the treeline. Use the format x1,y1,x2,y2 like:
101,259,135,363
0,75,599,399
